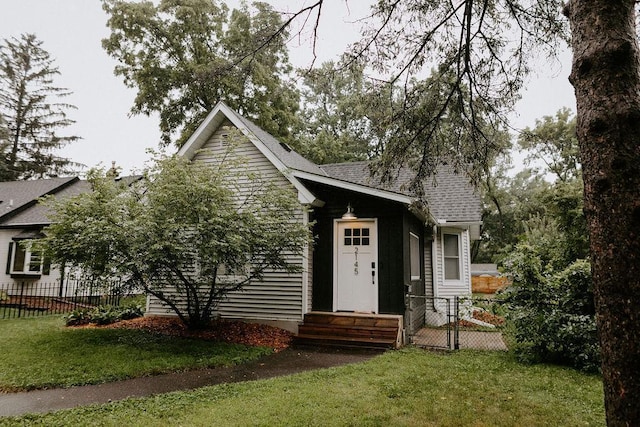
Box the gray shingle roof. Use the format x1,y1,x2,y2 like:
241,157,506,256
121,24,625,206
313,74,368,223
2,179,91,226
229,110,326,176
319,161,482,223
186,102,482,223
0,177,78,225
0,176,138,227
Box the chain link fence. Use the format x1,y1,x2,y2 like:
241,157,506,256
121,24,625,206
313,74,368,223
406,294,509,350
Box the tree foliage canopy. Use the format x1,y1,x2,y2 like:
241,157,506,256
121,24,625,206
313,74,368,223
477,108,585,263
0,33,80,180
518,107,580,182
295,60,395,164
331,0,565,186
43,146,311,329
102,0,300,148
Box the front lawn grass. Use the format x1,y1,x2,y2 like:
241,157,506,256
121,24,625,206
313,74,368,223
3,348,605,426
0,316,271,392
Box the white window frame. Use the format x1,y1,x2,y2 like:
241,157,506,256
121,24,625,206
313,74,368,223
8,240,46,276
409,232,421,281
442,232,461,282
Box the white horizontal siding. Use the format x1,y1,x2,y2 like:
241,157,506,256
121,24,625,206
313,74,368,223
424,227,472,325
0,229,63,288
434,228,472,300
146,122,306,323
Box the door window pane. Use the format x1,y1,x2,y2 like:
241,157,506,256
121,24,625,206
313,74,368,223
343,228,370,246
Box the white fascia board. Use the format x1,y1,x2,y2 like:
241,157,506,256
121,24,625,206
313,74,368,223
177,104,226,160
291,170,413,205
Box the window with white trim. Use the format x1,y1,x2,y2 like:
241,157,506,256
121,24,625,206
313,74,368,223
6,240,50,276
410,232,421,280
443,233,460,280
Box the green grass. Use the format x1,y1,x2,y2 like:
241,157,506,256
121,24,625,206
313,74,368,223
0,316,271,392
2,348,605,426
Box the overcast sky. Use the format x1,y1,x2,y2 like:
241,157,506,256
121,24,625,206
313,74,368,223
0,0,575,176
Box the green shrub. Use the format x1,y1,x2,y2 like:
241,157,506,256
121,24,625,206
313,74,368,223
64,304,144,326
118,304,144,320
64,308,92,326
89,306,121,325
505,250,600,372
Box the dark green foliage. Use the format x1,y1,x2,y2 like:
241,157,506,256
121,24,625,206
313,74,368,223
479,108,596,372
295,61,396,164
102,0,299,147
0,33,80,180
64,304,144,326
476,109,586,264
506,249,599,372
45,148,311,330
476,168,552,263
64,308,91,326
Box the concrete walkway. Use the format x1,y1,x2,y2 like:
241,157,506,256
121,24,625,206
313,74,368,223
0,346,379,418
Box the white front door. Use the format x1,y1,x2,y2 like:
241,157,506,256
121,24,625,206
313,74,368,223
334,219,378,312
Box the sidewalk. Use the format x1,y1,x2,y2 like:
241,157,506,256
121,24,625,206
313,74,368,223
0,346,379,417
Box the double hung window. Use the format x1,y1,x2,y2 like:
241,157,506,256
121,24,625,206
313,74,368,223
6,240,50,276
443,233,460,281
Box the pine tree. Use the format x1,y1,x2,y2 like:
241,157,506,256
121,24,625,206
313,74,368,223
0,33,80,181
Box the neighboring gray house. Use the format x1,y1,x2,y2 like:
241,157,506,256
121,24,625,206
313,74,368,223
147,102,482,345
0,177,89,286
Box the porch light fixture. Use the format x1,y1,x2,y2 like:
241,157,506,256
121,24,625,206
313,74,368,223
341,204,357,220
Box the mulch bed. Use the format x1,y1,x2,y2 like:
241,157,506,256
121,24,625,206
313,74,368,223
0,296,83,313
77,316,293,352
446,310,506,329
471,310,506,326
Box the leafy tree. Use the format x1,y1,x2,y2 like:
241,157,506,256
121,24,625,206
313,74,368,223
280,2,640,420
476,167,552,263
0,33,80,181
518,108,580,182
296,60,396,164
42,147,311,330
479,109,586,263
102,0,300,148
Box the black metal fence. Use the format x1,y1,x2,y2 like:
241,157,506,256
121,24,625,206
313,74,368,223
0,279,139,320
405,294,509,351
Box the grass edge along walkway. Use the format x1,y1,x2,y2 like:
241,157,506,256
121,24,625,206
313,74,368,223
0,315,272,392
1,348,605,427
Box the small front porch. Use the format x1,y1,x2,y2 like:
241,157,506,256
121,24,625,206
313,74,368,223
295,311,404,349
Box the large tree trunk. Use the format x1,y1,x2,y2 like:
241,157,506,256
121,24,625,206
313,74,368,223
566,1,640,425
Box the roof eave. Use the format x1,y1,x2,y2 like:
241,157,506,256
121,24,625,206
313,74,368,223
292,170,413,205
177,102,322,207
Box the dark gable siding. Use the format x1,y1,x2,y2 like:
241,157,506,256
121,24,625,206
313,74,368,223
404,212,428,332
304,181,407,315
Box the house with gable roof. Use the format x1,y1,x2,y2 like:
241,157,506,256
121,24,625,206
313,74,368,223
146,102,482,347
0,177,90,285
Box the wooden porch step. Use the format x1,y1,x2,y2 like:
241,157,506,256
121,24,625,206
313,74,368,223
295,312,404,349
303,312,399,328
298,324,399,339
295,334,396,350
